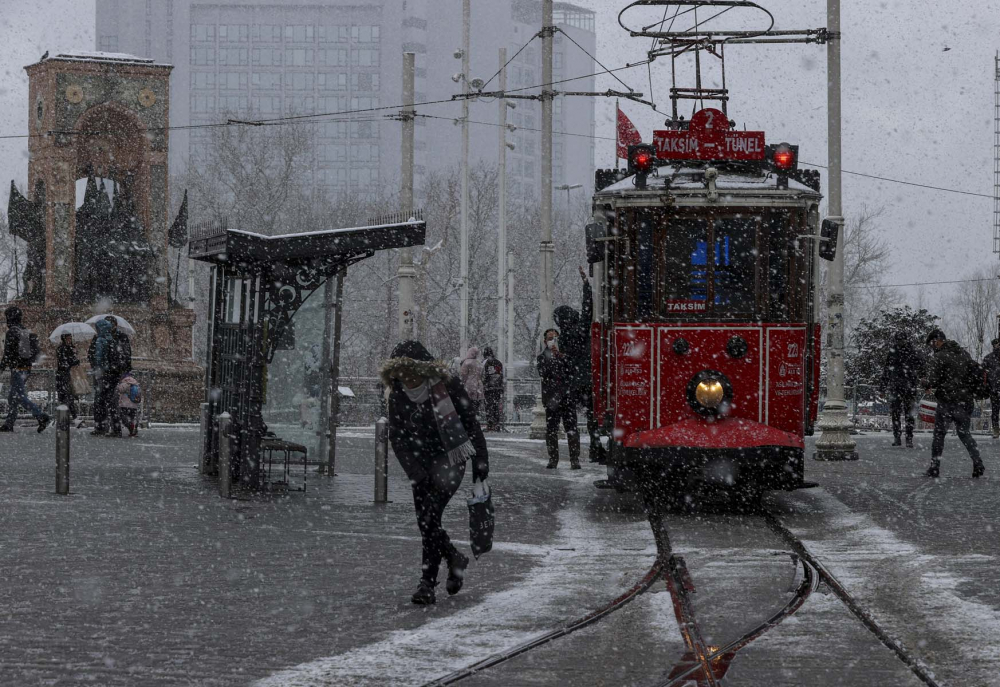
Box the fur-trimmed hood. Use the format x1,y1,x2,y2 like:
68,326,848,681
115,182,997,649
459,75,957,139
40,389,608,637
379,357,452,387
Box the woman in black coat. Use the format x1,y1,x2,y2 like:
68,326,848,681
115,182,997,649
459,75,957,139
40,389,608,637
55,333,80,420
380,340,489,605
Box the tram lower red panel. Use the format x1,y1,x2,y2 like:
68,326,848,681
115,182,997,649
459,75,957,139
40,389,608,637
601,323,812,450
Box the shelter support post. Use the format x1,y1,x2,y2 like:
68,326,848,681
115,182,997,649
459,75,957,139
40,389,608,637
55,405,70,495
375,417,389,503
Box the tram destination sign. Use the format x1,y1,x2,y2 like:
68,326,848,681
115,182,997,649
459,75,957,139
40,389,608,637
653,108,765,162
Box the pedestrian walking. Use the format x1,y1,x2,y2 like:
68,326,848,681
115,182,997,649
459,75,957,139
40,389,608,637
537,328,580,470
91,319,123,437
0,306,50,433
982,337,1000,439
881,330,922,448
482,346,505,432
380,341,489,605
116,371,142,437
459,347,484,415
55,332,80,421
552,266,605,463
923,329,985,479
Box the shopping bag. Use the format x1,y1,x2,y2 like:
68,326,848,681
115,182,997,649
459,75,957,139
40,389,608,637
467,479,494,559
70,366,92,396
918,395,937,425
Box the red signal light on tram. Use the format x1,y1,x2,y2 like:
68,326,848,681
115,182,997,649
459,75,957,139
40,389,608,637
633,150,654,173
628,143,657,177
766,143,799,172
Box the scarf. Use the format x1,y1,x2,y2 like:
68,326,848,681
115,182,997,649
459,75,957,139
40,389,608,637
428,377,477,466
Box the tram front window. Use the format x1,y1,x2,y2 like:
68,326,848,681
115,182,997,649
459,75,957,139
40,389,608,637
655,216,757,318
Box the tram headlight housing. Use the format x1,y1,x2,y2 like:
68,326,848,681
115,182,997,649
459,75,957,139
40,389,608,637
687,370,734,416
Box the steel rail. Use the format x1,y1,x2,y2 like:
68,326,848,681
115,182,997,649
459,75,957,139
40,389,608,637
763,511,944,687
421,557,666,686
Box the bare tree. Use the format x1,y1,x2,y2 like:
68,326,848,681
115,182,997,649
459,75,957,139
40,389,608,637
950,266,1000,361
0,210,25,303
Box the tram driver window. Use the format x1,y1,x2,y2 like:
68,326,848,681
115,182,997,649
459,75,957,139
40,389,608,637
659,218,709,309
712,217,756,314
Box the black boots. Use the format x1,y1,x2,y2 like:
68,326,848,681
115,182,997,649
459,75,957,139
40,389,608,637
411,580,436,605
37,415,51,433
905,436,913,449
892,437,902,447
925,460,940,478
973,460,985,479
446,551,469,596
568,432,581,470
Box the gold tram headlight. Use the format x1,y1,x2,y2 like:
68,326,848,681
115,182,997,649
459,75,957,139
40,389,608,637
695,380,725,409
687,371,734,416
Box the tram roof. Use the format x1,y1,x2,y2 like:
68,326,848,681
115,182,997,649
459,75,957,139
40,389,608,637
596,165,821,198
188,214,426,266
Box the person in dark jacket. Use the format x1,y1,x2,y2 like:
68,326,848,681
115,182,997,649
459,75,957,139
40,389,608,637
923,329,985,478
381,340,489,605
0,306,50,433
91,319,122,437
537,328,580,470
881,330,922,448
982,337,1000,439
552,266,605,463
481,346,504,432
55,333,81,421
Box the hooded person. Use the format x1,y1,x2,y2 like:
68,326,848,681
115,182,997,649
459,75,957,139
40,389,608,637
982,337,1000,438
924,329,985,478
459,346,485,412
380,341,489,605
0,306,50,433
551,266,605,462
91,319,122,437
881,330,922,447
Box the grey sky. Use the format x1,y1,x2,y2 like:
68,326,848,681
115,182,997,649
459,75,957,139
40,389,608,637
1,0,998,313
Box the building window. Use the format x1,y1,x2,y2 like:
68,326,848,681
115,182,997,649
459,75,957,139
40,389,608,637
318,97,348,114
251,72,282,89
253,48,282,66
191,95,216,113
554,53,563,71
192,72,217,89
350,26,380,43
284,25,314,43
318,49,347,67
218,48,248,66
98,36,119,52
350,96,379,111
219,25,249,42
351,73,380,91
349,168,379,185
350,144,380,163
191,24,216,42
219,95,248,113
191,47,216,66
285,96,315,114
284,49,314,67
317,143,347,163
351,49,379,67
220,72,248,90
287,73,315,90
317,25,348,43
318,72,347,91
350,121,378,139
319,121,348,138
250,96,282,114
251,24,281,42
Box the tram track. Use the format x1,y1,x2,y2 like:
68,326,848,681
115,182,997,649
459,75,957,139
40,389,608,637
422,502,945,687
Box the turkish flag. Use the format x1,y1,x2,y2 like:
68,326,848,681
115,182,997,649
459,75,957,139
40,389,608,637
616,107,642,159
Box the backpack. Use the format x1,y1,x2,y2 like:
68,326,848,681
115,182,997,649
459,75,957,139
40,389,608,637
17,329,40,365
128,382,143,405
966,359,991,400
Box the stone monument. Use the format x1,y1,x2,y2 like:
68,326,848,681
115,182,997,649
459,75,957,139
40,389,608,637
6,52,201,421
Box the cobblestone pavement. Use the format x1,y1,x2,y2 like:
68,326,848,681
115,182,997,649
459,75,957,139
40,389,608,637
0,426,997,685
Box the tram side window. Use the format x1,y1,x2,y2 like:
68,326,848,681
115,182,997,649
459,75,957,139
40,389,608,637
767,214,791,320
712,217,757,314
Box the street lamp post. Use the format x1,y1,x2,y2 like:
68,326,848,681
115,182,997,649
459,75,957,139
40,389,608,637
814,0,858,461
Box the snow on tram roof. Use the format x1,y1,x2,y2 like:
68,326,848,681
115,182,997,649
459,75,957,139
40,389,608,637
597,165,819,195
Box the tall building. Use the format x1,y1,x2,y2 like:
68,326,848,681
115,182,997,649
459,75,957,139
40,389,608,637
94,0,597,204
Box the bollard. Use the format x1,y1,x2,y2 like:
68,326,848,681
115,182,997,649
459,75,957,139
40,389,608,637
374,417,389,503
218,413,232,499
55,405,70,495
199,403,211,475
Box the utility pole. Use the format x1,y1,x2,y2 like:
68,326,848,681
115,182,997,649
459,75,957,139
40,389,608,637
327,268,346,475
497,47,509,367
529,0,555,441
814,0,858,461
459,0,471,356
397,51,417,339
317,277,334,470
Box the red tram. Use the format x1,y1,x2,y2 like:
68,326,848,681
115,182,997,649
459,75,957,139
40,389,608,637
587,108,829,500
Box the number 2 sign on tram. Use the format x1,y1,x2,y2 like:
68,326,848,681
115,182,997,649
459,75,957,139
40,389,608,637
652,108,765,161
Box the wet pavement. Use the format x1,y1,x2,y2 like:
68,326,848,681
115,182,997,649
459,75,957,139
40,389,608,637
0,425,997,685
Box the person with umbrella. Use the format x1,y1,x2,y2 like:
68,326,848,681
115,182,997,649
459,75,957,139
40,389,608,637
55,333,81,421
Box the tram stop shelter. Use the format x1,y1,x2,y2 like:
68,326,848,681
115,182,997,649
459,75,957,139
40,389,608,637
189,213,425,496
